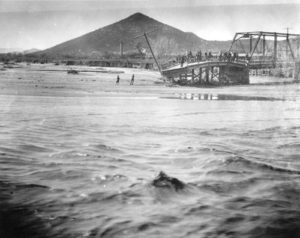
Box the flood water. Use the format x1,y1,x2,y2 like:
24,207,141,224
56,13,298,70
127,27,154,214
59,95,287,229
1,65,300,238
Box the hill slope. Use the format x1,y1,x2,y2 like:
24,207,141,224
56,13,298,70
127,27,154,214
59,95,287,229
40,13,230,58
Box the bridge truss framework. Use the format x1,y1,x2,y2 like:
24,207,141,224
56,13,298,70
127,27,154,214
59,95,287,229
229,31,300,64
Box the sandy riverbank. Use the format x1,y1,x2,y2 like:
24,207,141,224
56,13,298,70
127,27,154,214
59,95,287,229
0,63,299,100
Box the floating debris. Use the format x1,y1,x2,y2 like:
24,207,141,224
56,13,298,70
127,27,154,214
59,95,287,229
152,171,185,191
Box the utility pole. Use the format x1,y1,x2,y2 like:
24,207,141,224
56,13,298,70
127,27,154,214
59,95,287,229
284,27,291,35
284,27,292,59
143,32,161,73
131,28,162,74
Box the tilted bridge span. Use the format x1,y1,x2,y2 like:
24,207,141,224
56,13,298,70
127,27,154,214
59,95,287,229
161,31,300,86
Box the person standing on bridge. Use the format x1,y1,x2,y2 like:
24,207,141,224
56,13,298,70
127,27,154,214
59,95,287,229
197,51,202,62
228,52,232,62
219,52,223,61
232,52,236,61
233,52,237,61
181,56,184,67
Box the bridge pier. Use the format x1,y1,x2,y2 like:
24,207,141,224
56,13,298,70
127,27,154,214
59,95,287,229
205,67,209,83
191,69,195,83
199,68,203,84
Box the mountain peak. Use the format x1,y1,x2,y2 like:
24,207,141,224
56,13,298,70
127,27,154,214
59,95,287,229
41,13,223,58
126,12,151,21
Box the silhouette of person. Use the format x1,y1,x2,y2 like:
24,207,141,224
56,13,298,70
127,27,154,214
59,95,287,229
219,52,223,61
208,52,212,60
181,56,184,67
199,50,202,61
116,75,120,85
228,52,232,61
130,74,134,85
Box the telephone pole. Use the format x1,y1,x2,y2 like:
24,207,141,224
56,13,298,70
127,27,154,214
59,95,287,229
284,27,292,59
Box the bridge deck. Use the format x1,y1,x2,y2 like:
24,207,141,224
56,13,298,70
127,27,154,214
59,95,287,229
162,59,288,76
162,60,247,76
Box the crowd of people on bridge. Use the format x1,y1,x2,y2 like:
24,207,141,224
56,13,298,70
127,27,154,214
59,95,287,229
176,50,250,67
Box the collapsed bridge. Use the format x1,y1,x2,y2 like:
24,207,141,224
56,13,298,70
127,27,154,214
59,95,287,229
161,31,300,86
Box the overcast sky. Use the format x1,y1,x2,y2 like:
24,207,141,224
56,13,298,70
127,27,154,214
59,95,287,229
0,0,299,50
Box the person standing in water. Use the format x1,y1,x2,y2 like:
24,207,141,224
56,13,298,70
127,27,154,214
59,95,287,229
130,74,134,85
116,75,120,85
